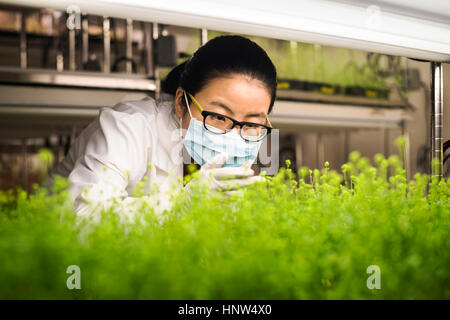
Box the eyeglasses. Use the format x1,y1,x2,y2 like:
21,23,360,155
186,92,272,142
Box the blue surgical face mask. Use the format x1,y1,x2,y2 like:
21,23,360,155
181,92,262,167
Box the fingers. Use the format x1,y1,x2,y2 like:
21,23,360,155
217,175,265,190
209,159,256,180
240,158,255,169
213,166,255,180
223,189,245,197
238,175,265,186
198,154,265,193
202,153,228,170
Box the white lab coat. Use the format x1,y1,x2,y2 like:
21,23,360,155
50,94,184,218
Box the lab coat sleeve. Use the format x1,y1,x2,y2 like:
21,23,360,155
68,105,151,218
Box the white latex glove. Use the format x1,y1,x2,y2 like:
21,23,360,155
74,179,175,224
185,153,265,194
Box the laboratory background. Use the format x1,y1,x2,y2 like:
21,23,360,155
0,1,449,191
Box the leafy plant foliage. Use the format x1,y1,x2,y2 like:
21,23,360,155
0,139,449,299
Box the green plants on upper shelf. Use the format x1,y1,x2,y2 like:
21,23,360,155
0,138,449,299
204,30,399,99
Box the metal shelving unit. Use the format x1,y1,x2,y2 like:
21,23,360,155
0,67,157,91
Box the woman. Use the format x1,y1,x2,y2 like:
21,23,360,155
50,35,277,216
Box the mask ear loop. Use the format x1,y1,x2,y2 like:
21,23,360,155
183,91,193,119
180,91,194,138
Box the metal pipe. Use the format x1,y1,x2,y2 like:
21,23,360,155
152,22,159,41
52,10,64,71
295,134,303,170
81,13,89,67
103,16,110,73
317,132,325,169
344,130,350,162
69,16,76,71
21,138,28,191
143,22,153,76
201,28,208,45
430,62,444,178
401,120,411,180
152,23,160,99
126,18,133,74
56,53,64,71
19,12,27,69
383,128,389,159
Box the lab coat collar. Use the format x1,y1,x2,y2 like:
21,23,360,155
153,96,183,174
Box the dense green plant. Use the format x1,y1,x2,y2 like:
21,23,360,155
0,139,449,299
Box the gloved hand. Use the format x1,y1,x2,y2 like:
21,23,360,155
185,153,265,194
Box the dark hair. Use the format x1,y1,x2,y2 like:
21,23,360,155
163,35,277,113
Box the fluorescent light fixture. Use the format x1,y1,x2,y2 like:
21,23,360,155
2,0,450,61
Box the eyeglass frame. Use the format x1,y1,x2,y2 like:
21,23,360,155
185,92,273,142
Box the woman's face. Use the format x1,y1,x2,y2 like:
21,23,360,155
174,74,271,133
